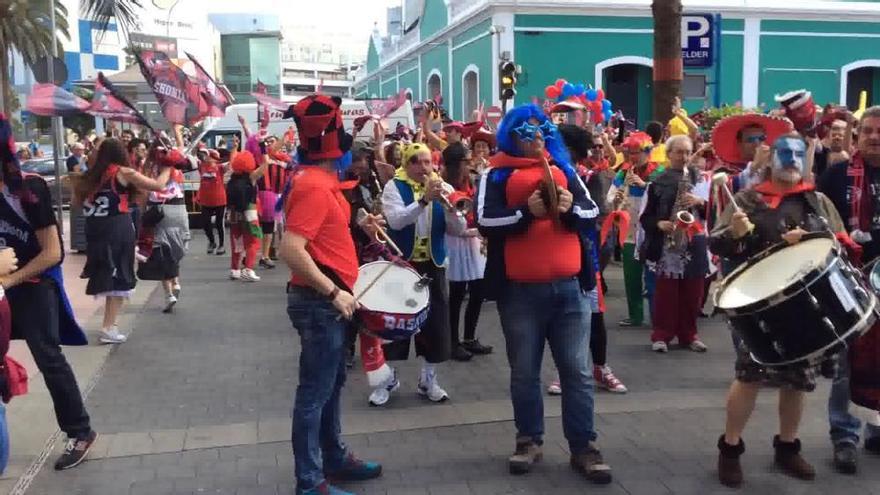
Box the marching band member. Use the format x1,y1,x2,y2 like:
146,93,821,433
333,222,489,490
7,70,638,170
279,95,383,495
639,135,710,353
816,106,880,474
709,133,850,488
379,142,467,403
604,132,664,327
477,104,612,483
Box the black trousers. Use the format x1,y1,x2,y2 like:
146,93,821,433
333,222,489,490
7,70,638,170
202,206,225,247
383,261,451,364
449,279,484,345
590,312,607,367
7,280,92,439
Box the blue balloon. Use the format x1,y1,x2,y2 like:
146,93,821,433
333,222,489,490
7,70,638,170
574,83,586,96
603,109,614,121
602,99,612,111
586,89,598,102
562,83,576,98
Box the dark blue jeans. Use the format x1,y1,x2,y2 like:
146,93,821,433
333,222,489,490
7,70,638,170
287,287,349,491
497,278,597,454
829,353,880,446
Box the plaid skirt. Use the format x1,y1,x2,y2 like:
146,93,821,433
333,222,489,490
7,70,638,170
733,330,838,392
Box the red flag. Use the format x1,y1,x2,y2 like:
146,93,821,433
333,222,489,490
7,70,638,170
26,83,90,117
365,89,407,120
186,52,233,118
88,72,152,129
255,80,268,95
134,49,204,125
250,86,287,130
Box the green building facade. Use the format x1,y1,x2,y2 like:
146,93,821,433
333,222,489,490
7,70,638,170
221,32,282,103
355,0,880,127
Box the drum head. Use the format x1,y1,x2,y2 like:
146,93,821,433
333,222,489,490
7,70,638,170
717,237,834,310
354,261,429,313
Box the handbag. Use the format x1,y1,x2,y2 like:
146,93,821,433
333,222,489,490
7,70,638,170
137,245,169,281
0,356,28,403
141,204,165,228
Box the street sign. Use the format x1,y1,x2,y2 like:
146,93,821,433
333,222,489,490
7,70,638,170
486,105,503,127
682,14,714,68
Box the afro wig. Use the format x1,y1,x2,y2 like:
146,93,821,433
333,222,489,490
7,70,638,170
495,103,575,178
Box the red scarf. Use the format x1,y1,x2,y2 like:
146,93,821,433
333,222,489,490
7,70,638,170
848,153,872,231
752,180,815,209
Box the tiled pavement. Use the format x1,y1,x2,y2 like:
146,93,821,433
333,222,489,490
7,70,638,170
20,236,880,494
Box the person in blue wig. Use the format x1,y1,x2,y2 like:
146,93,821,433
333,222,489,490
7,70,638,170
0,113,96,471
476,103,613,483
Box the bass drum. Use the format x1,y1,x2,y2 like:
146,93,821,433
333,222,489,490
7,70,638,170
353,261,430,341
714,232,876,367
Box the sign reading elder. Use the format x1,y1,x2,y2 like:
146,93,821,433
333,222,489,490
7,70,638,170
682,14,715,68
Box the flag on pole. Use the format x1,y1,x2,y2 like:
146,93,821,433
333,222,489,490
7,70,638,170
186,52,233,118
134,49,204,125
251,80,287,130
26,83,90,117
88,72,152,129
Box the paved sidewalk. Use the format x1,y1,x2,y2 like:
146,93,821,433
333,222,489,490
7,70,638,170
17,235,880,495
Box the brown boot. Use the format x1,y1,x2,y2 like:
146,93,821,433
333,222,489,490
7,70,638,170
570,443,613,484
508,437,542,475
717,434,745,488
773,436,815,480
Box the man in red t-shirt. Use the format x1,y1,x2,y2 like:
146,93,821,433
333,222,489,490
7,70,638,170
196,149,227,255
279,94,384,495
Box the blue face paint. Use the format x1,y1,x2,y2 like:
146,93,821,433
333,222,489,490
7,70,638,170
773,137,806,170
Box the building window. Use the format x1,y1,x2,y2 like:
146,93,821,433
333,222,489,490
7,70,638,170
682,73,707,99
427,72,442,102
462,69,478,121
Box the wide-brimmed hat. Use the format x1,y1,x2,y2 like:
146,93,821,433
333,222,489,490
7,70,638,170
470,127,496,148
550,99,587,114
711,113,794,164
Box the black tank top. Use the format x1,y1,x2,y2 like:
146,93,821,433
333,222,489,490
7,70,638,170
84,165,130,218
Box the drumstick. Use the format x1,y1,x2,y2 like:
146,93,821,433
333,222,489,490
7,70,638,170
711,172,740,211
335,262,396,322
357,208,404,257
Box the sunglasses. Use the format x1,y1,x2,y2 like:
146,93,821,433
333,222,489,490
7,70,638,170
744,135,767,144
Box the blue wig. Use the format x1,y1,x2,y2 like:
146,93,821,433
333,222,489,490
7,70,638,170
495,103,576,178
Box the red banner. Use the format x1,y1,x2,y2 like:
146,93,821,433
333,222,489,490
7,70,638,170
88,72,152,128
251,80,287,130
186,52,233,118
26,83,90,118
134,49,204,125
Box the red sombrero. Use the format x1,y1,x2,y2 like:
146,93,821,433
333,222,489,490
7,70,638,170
470,127,496,148
711,113,794,165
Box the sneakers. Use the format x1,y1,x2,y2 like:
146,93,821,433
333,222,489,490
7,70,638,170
417,369,449,402
368,370,400,407
162,295,177,314
833,442,858,474
215,245,226,256
98,327,127,345
461,339,493,355
230,269,241,280
717,435,745,488
652,341,668,353
594,365,627,393
298,481,353,495
773,436,815,480
259,258,276,269
509,438,543,474
451,345,473,362
172,284,181,299
570,444,613,484
618,318,643,328
207,242,216,255
325,453,382,482
240,268,261,282
54,431,98,470
547,379,562,396
688,340,708,353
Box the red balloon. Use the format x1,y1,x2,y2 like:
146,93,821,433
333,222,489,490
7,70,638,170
596,89,605,101
545,85,561,99
555,78,567,89
591,101,602,114
592,109,605,124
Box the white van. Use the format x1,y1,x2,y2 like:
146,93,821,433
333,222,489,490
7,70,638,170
193,99,415,151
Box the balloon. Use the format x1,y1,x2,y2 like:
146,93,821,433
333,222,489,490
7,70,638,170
603,109,614,122
591,100,603,114
592,110,605,124
545,85,561,99
555,78,567,89
574,83,586,96
602,99,612,111
596,89,605,101
577,95,587,105
562,83,575,98
585,89,598,102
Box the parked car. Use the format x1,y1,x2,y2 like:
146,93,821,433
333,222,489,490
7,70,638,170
20,157,73,206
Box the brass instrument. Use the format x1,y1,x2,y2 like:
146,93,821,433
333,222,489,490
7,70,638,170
611,167,636,212
666,167,696,251
423,176,469,216
540,155,560,222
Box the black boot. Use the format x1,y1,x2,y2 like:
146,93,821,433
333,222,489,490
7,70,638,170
773,436,815,480
717,435,745,488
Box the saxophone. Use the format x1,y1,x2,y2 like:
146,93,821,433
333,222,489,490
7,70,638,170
611,167,636,212
665,167,696,251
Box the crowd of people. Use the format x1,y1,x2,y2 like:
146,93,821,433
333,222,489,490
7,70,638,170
1,83,880,495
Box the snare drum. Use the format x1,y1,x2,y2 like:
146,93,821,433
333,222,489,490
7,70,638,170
353,261,430,341
714,232,876,366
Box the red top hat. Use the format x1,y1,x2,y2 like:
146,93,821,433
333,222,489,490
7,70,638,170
775,89,817,134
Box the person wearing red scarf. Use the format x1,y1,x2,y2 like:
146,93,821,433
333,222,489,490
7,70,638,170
710,133,850,488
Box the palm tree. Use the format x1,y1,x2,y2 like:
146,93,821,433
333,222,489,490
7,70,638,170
0,0,69,114
80,0,143,41
652,0,682,123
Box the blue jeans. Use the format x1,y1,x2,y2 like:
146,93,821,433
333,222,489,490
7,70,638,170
829,353,880,446
287,287,349,491
497,278,597,454
0,403,8,475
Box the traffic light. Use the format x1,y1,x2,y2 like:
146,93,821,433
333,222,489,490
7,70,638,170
500,61,517,100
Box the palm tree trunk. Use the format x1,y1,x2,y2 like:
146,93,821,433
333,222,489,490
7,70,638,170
652,0,682,123
0,48,8,115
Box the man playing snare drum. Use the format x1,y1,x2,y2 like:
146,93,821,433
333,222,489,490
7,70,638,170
709,133,854,488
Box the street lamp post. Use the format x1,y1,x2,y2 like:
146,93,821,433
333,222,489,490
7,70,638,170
43,5,65,235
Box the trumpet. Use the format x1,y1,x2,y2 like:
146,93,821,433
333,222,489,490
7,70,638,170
423,176,470,215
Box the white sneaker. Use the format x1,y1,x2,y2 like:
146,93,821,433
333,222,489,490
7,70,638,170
162,295,178,314
418,377,449,402
652,341,669,353
368,370,400,407
547,379,562,396
240,268,261,282
98,327,127,344
229,269,241,280
688,340,708,353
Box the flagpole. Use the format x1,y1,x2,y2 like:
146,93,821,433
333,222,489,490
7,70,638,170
48,3,64,236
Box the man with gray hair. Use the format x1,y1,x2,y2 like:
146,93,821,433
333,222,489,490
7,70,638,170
816,105,880,474
638,134,710,353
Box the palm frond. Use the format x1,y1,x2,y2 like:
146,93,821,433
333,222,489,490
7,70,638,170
80,0,143,41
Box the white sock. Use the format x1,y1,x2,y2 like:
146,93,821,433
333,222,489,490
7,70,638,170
421,363,436,383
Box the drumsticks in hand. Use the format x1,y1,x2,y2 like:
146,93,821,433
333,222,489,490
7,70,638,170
712,172,755,233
